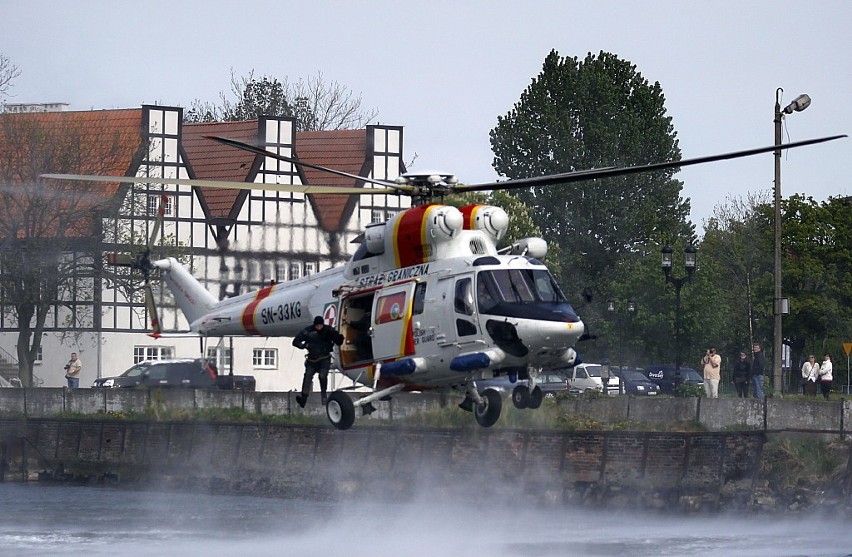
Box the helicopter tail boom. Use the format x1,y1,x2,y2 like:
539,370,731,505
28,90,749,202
153,258,218,326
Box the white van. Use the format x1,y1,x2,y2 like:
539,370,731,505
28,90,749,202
563,363,606,393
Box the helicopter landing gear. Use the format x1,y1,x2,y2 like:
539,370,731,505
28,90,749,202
326,391,356,430
512,385,530,409
474,388,502,427
528,386,544,409
325,383,406,430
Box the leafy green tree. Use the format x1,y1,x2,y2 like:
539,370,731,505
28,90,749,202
769,195,852,382
589,239,722,371
185,70,378,131
490,50,693,301
700,193,851,390
701,192,773,355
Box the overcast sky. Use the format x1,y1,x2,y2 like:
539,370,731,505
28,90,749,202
2,0,849,231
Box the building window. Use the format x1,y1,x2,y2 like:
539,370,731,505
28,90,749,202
206,347,232,371
253,348,277,369
371,209,384,224
34,345,43,364
304,262,314,276
134,345,173,364
148,194,173,216
289,262,301,281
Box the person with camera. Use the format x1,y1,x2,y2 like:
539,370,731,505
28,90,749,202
701,347,721,398
64,352,82,389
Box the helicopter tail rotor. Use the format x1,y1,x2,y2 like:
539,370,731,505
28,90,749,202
106,191,169,336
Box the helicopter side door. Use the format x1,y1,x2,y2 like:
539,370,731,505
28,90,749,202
435,273,481,348
371,282,417,362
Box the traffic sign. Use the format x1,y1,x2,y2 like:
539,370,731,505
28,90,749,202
843,342,852,358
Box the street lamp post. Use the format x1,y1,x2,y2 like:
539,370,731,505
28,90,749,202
606,298,636,372
661,245,697,371
774,89,810,395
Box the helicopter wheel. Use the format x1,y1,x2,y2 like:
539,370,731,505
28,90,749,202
512,385,530,409
474,388,502,427
326,391,355,430
528,386,544,409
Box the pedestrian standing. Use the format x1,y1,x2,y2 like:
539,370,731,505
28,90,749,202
751,343,765,399
801,355,819,397
701,347,721,398
818,353,833,400
64,352,82,389
732,351,751,398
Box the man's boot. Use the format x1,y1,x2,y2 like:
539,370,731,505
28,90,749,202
321,392,328,405
295,393,307,408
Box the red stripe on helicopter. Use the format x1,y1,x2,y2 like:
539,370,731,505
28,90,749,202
459,204,483,230
241,284,275,335
393,204,438,268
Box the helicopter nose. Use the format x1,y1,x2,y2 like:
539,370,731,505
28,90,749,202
537,319,585,350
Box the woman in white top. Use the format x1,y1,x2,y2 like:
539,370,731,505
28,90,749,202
818,353,833,400
801,355,819,397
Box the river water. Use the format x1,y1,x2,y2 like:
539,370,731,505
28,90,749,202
0,483,850,557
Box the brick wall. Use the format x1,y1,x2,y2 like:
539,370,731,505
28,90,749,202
0,418,764,511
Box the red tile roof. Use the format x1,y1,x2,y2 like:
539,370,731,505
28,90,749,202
182,122,371,231
182,120,258,219
0,109,144,238
296,129,368,231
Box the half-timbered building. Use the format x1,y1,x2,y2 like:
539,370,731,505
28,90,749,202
0,104,409,390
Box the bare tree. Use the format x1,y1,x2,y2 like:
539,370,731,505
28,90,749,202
702,191,772,349
185,69,378,131
0,54,21,108
0,112,143,385
284,72,378,131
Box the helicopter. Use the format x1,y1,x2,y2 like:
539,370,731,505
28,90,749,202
44,132,845,430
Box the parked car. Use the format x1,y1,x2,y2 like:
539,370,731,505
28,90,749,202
476,371,570,395
566,363,606,393
613,369,660,396
600,365,622,396
92,359,256,391
641,365,703,394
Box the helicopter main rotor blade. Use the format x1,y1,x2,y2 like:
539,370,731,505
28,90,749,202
204,135,418,194
458,134,847,192
40,173,399,195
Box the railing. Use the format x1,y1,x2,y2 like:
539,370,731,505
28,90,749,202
0,346,42,387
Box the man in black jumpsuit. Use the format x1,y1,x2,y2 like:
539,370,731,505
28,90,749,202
293,316,344,407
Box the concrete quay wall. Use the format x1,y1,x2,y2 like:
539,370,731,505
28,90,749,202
0,389,849,434
558,396,851,434
0,418,764,511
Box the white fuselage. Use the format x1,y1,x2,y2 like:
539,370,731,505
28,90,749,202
154,203,585,392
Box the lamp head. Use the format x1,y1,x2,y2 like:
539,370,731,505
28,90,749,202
783,94,811,115
685,245,697,275
661,246,673,274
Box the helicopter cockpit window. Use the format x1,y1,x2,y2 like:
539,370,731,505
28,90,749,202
352,242,370,262
478,269,568,305
477,276,498,313
454,278,474,315
412,282,427,315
